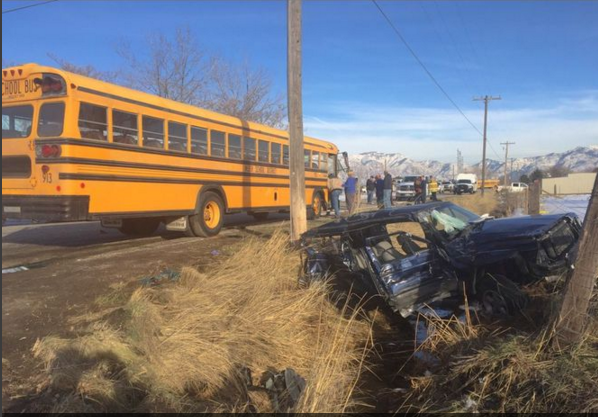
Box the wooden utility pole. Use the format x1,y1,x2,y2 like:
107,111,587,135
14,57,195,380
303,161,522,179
501,141,515,187
554,174,598,349
287,0,307,242
473,96,501,196
528,179,541,215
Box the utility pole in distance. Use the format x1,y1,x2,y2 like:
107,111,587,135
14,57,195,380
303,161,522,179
287,0,307,242
501,141,515,187
473,95,501,196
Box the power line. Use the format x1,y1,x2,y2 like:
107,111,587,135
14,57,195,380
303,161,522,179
432,1,482,94
487,140,502,160
2,0,58,15
417,1,476,99
371,0,483,137
453,1,490,94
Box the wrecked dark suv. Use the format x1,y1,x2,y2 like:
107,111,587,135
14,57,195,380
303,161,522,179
301,202,581,317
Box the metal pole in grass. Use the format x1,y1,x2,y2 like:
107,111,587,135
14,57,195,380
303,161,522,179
554,174,598,349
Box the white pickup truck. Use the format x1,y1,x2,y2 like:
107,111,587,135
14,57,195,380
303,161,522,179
496,182,529,193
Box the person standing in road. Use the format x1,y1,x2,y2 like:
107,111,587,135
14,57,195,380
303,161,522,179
327,173,343,219
383,171,393,209
429,176,439,201
414,176,424,205
366,176,376,205
420,176,429,204
375,174,385,208
343,171,358,215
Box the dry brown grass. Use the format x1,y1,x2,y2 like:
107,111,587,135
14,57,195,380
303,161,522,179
399,288,598,414
33,230,372,413
453,192,500,216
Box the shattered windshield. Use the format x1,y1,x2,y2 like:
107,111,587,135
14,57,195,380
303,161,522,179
418,205,481,240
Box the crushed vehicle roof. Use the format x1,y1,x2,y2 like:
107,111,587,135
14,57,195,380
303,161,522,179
303,202,454,238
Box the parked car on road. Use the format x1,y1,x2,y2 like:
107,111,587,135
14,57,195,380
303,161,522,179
497,182,529,193
439,181,454,194
396,175,419,201
455,174,478,194
301,201,581,318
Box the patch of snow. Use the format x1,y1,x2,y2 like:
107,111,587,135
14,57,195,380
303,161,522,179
542,194,590,220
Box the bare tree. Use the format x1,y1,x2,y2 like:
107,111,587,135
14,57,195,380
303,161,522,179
548,165,570,179
45,28,286,128
48,53,119,82
116,28,212,106
206,58,286,128
116,27,285,128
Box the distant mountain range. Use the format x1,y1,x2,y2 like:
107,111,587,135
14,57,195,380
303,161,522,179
347,146,598,180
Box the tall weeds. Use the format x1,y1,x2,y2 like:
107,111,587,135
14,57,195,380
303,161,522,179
33,230,372,413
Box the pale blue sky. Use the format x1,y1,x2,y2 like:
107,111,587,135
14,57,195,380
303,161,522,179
3,0,597,163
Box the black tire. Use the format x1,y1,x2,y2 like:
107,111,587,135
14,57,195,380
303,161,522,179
119,218,161,236
252,212,270,221
475,273,529,317
188,191,225,238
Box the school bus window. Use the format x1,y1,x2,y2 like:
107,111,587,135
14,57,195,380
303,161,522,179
311,151,320,170
2,105,33,139
304,150,311,168
321,153,328,172
38,102,65,138
211,130,226,157
191,127,208,155
328,154,337,175
78,103,107,141
271,142,282,165
168,121,188,152
143,116,165,149
229,134,242,159
113,110,138,145
283,145,289,166
243,137,256,161
258,140,270,163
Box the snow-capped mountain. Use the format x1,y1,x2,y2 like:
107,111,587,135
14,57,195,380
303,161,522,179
347,146,598,180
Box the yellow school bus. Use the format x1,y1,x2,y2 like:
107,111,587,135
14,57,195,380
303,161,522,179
477,179,500,189
2,64,338,237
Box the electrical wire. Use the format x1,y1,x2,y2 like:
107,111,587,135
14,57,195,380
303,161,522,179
371,0,484,137
2,0,58,15
374,1,505,162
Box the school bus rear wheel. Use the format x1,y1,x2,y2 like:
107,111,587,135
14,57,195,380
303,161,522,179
188,192,224,238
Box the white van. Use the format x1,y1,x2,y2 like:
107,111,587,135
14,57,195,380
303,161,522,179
455,174,478,194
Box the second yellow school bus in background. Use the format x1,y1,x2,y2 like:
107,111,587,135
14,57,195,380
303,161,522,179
2,64,339,237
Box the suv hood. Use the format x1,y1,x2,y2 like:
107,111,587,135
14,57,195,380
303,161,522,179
446,213,580,266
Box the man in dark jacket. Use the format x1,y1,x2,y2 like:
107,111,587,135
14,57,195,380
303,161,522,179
420,177,428,204
383,171,393,209
366,176,376,205
375,174,385,208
